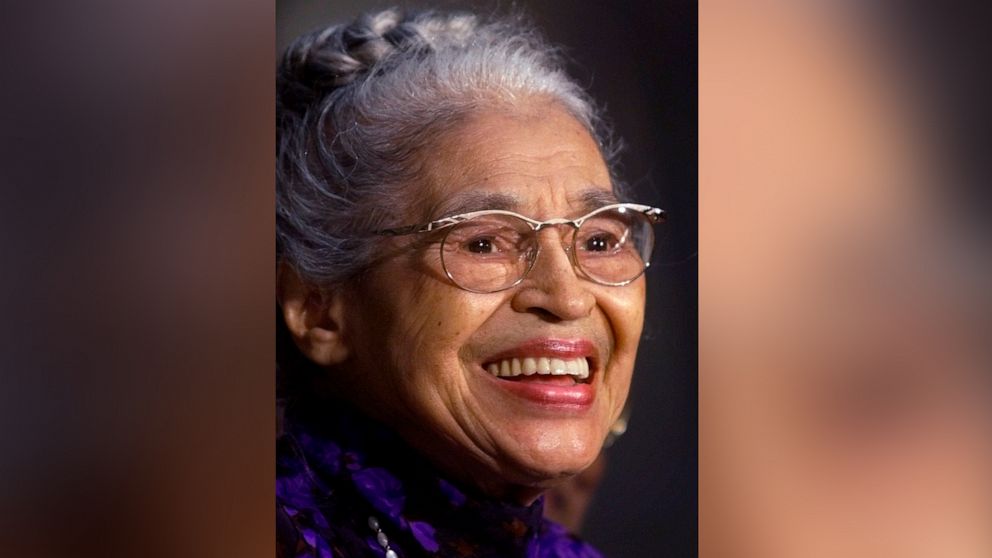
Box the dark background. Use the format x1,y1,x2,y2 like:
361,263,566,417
278,1,698,555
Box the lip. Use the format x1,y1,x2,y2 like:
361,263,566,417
480,372,596,408
479,338,599,409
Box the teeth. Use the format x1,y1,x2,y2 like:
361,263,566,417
485,357,590,380
523,358,537,376
537,357,551,374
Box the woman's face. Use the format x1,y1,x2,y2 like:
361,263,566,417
337,103,645,503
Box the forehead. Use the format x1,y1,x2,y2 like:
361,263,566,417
415,102,616,220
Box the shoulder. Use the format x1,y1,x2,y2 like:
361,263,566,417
276,433,388,558
276,433,340,557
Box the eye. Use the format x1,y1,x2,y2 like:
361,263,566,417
577,213,635,256
447,224,521,257
584,233,617,252
466,237,496,254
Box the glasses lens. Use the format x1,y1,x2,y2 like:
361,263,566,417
574,206,655,285
441,214,534,292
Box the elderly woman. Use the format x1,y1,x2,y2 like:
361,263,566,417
276,8,664,558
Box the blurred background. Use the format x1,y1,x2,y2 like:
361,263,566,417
699,1,992,556
279,1,698,555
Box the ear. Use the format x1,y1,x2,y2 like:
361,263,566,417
278,263,351,366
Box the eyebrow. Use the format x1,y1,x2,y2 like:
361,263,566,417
432,187,619,220
577,189,621,210
433,191,520,219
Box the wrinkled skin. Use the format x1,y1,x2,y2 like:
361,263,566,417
283,101,645,505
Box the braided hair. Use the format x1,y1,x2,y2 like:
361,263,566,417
276,7,620,288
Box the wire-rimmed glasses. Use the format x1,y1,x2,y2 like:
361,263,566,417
377,203,666,293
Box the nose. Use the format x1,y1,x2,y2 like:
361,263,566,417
510,228,596,321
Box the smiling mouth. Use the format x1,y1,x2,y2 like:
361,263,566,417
484,356,592,384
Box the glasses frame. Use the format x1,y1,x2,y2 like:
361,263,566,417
376,202,667,293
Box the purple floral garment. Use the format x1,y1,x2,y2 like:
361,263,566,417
276,402,605,558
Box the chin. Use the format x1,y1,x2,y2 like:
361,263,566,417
490,448,602,506
499,423,607,486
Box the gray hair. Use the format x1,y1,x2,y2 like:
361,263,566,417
277,7,622,286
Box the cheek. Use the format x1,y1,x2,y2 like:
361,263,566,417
601,281,647,352
362,268,501,373
597,283,645,413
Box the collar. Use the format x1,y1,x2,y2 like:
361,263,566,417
278,400,582,557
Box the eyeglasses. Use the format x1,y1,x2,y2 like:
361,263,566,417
377,203,666,293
